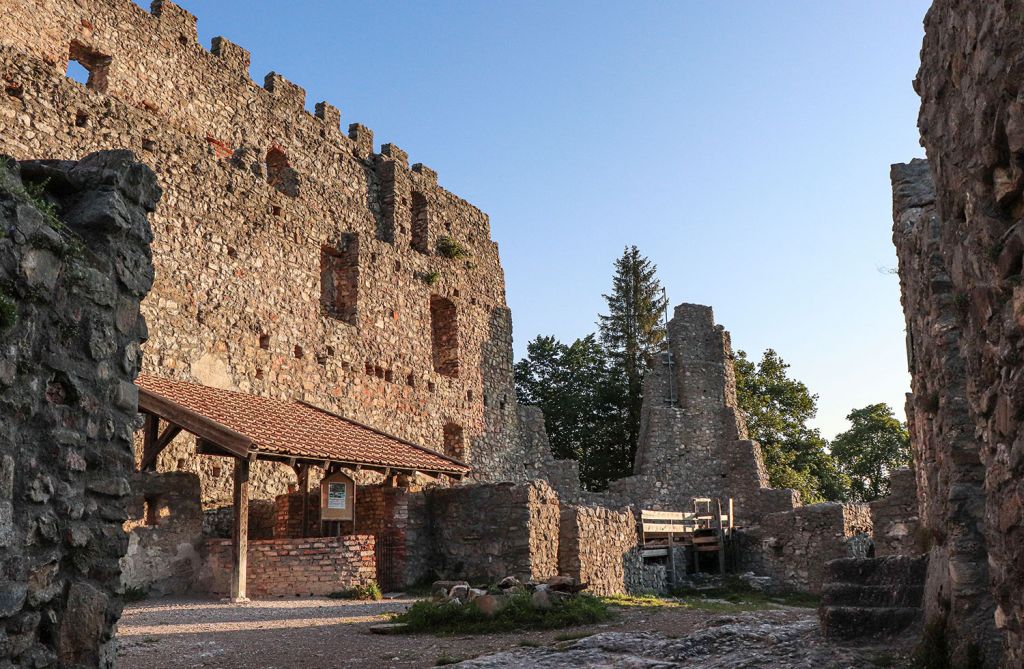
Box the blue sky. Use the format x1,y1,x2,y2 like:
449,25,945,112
171,0,930,439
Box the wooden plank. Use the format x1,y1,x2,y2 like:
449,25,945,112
642,522,693,533
230,457,250,602
691,536,720,544
641,548,669,558
640,510,692,521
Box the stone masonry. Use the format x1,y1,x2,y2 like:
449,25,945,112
120,471,204,596
0,151,157,668
868,468,921,558
606,303,799,523
736,503,872,595
0,0,563,518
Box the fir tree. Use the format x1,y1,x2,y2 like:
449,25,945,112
597,246,668,467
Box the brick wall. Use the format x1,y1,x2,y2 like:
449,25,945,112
202,535,375,598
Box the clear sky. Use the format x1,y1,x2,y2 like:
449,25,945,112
171,0,931,439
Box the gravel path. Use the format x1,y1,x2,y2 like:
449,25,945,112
116,597,904,668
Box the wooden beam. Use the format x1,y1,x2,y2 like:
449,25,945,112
138,387,252,459
230,457,250,602
141,413,159,471
140,423,183,471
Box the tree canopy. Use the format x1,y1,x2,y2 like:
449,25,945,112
733,349,850,503
830,403,912,502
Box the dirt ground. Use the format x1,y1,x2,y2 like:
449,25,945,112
115,596,902,668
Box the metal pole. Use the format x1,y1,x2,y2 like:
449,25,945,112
663,288,677,405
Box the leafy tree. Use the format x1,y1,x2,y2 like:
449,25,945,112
830,403,911,502
734,349,850,503
514,334,628,489
597,246,668,466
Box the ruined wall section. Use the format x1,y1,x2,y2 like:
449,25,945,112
913,6,1024,662
868,467,921,558
0,151,157,668
0,0,528,513
736,503,873,595
608,304,798,522
893,157,1004,664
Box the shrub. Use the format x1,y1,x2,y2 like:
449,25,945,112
122,585,149,603
436,236,470,260
328,580,383,601
421,270,441,286
391,592,611,635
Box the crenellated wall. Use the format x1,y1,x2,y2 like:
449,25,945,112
0,0,544,515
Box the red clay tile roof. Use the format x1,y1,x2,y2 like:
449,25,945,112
135,374,470,475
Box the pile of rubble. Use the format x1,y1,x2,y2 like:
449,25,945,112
431,575,589,615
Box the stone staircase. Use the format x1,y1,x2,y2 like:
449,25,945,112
819,555,927,639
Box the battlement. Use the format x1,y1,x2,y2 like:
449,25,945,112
0,0,492,235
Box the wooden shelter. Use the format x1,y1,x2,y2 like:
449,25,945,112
135,374,471,601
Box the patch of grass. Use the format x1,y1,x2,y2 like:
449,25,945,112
142,637,160,644
517,639,541,647
328,580,383,601
391,592,612,635
553,631,592,642
122,585,149,603
436,236,470,260
602,593,680,608
421,270,441,286
435,655,462,666
677,598,772,613
869,651,897,668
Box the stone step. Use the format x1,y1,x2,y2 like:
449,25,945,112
821,582,924,608
819,605,921,640
825,555,927,587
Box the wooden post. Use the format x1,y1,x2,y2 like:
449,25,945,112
716,498,726,575
298,465,309,539
141,414,159,471
230,457,250,602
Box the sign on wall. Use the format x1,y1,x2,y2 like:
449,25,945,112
319,470,355,522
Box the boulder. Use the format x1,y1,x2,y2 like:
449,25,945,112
498,576,521,590
448,584,470,602
531,588,553,610
474,594,507,618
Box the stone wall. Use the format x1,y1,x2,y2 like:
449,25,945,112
121,471,203,596
606,304,799,523
0,0,552,515
736,503,873,595
868,468,921,557
902,2,1024,663
558,505,643,596
202,535,375,598
404,480,560,584
0,151,156,667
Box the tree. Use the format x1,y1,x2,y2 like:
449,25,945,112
734,349,850,503
514,334,628,489
597,246,668,466
831,403,911,502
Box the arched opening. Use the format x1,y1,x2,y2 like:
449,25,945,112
320,236,359,325
430,296,459,377
411,192,429,253
266,146,300,197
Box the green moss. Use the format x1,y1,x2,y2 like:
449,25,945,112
0,292,15,333
602,593,680,608
436,236,470,260
391,592,612,635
